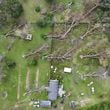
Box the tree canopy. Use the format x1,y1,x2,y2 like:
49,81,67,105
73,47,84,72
98,0,110,40
0,0,23,28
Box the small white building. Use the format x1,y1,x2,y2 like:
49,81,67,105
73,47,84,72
64,67,72,73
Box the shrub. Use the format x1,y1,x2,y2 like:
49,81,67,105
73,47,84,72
36,19,48,28
36,12,54,28
27,59,38,66
40,34,48,40
35,6,41,12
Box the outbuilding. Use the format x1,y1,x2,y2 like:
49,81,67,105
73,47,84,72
40,100,51,108
64,67,72,73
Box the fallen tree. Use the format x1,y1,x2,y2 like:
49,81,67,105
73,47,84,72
23,44,49,58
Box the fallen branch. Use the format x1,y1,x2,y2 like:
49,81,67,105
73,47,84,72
5,23,26,37
23,44,49,58
80,24,101,39
44,48,73,61
80,52,110,59
58,3,99,40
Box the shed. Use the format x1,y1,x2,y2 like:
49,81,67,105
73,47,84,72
64,67,72,73
40,100,51,108
48,80,59,101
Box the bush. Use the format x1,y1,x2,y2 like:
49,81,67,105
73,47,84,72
35,6,41,12
36,12,54,28
5,58,16,69
40,34,48,40
27,59,38,66
36,19,48,28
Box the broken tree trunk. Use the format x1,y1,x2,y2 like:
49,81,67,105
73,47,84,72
5,23,26,37
57,3,99,40
45,48,73,61
80,54,100,59
23,44,49,58
80,24,101,39
80,52,110,59
83,71,108,79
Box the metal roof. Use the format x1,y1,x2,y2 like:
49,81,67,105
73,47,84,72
40,100,51,108
48,80,59,101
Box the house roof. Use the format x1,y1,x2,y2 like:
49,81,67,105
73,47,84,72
40,100,51,108
48,80,59,101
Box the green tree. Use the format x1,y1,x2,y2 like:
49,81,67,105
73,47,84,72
6,0,23,18
0,0,23,28
35,6,41,12
97,0,110,40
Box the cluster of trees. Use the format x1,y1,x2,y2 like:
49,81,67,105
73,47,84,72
0,0,23,28
98,0,110,39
